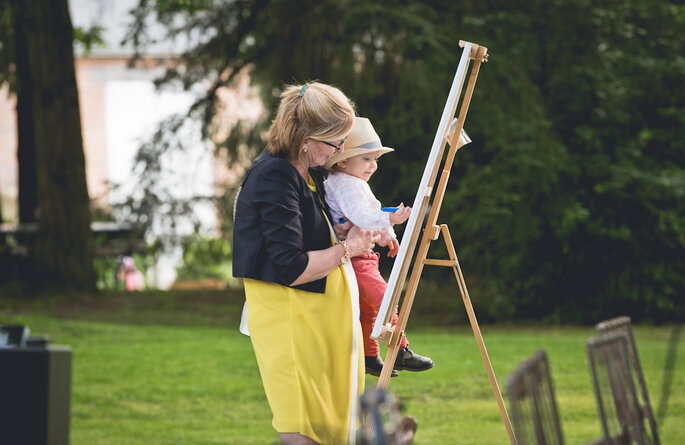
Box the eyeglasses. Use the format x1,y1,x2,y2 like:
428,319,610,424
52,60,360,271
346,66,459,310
320,138,347,153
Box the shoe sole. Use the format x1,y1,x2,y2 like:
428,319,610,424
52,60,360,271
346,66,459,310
394,362,435,372
365,368,399,377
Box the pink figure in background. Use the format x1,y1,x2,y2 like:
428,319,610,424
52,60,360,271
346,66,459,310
117,256,145,291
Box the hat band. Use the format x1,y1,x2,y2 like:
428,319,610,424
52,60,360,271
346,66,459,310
354,140,383,150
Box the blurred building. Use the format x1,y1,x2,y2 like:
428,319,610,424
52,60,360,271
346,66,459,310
0,0,262,286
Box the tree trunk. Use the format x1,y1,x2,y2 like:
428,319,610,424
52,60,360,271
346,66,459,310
12,0,95,289
12,3,38,224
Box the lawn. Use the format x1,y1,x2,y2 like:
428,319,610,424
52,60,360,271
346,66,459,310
1,290,682,444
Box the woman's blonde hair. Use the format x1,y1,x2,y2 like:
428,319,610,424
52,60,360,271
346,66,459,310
267,81,356,162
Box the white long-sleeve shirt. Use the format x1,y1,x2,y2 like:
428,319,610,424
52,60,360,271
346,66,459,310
324,171,396,245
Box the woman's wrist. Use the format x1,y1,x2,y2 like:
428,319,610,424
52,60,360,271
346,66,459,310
336,240,350,265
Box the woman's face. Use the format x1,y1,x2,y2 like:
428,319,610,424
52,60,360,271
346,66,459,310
306,136,347,168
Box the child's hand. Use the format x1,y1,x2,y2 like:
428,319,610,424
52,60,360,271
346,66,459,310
389,203,411,225
375,231,389,247
386,238,400,258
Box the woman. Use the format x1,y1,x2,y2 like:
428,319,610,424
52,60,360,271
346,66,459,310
233,82,378,444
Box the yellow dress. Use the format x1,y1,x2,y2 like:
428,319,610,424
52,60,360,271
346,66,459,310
244,178,365,444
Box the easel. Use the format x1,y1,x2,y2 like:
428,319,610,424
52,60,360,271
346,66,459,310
372,41,518,445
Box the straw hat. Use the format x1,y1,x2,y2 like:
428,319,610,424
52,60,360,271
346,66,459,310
323,117,394,170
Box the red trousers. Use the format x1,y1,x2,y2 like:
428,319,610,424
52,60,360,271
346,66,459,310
352,252,409,357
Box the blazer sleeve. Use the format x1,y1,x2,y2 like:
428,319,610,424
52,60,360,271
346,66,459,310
251,163,309,286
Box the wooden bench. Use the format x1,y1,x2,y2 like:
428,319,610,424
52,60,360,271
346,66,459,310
0,221,144,257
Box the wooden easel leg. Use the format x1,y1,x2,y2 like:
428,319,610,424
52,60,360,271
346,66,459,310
440,224,517,445
377,206,441,388
377,239,432,388
376,223,517,444
378,328,402,388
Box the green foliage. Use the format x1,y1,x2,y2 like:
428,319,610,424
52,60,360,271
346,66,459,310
176,236,234,284
0,0,15,92
125,0,685,322
93,256,122,290
441,0,685,322
72,25,105,55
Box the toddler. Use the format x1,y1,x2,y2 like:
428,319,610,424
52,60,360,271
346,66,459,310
324,117,434,377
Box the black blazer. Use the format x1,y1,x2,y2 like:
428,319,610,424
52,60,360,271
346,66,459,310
232,149,334,293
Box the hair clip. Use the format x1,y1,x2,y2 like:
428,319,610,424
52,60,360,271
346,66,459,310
299,82,309,97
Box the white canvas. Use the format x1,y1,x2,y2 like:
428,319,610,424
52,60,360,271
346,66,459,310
371,42,474,339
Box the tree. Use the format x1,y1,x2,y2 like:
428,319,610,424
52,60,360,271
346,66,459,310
445,0,685,322
126,0,684,322
7,0,95,289
121,0,459,249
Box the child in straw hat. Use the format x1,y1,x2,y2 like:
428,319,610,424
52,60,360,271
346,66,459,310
324,117,434,377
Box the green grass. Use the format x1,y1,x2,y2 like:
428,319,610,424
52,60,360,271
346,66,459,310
1,290,683,444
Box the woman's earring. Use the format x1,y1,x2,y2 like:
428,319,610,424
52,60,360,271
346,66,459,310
303,147,308,153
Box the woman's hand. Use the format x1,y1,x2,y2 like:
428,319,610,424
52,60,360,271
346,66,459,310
333,219,353,241
345,225,380,257
290,225,378,286
389,203,411,225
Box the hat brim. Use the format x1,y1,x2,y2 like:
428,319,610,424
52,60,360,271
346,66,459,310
324,147,394,170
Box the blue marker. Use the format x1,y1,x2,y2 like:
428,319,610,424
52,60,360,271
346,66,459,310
339,207,399,224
